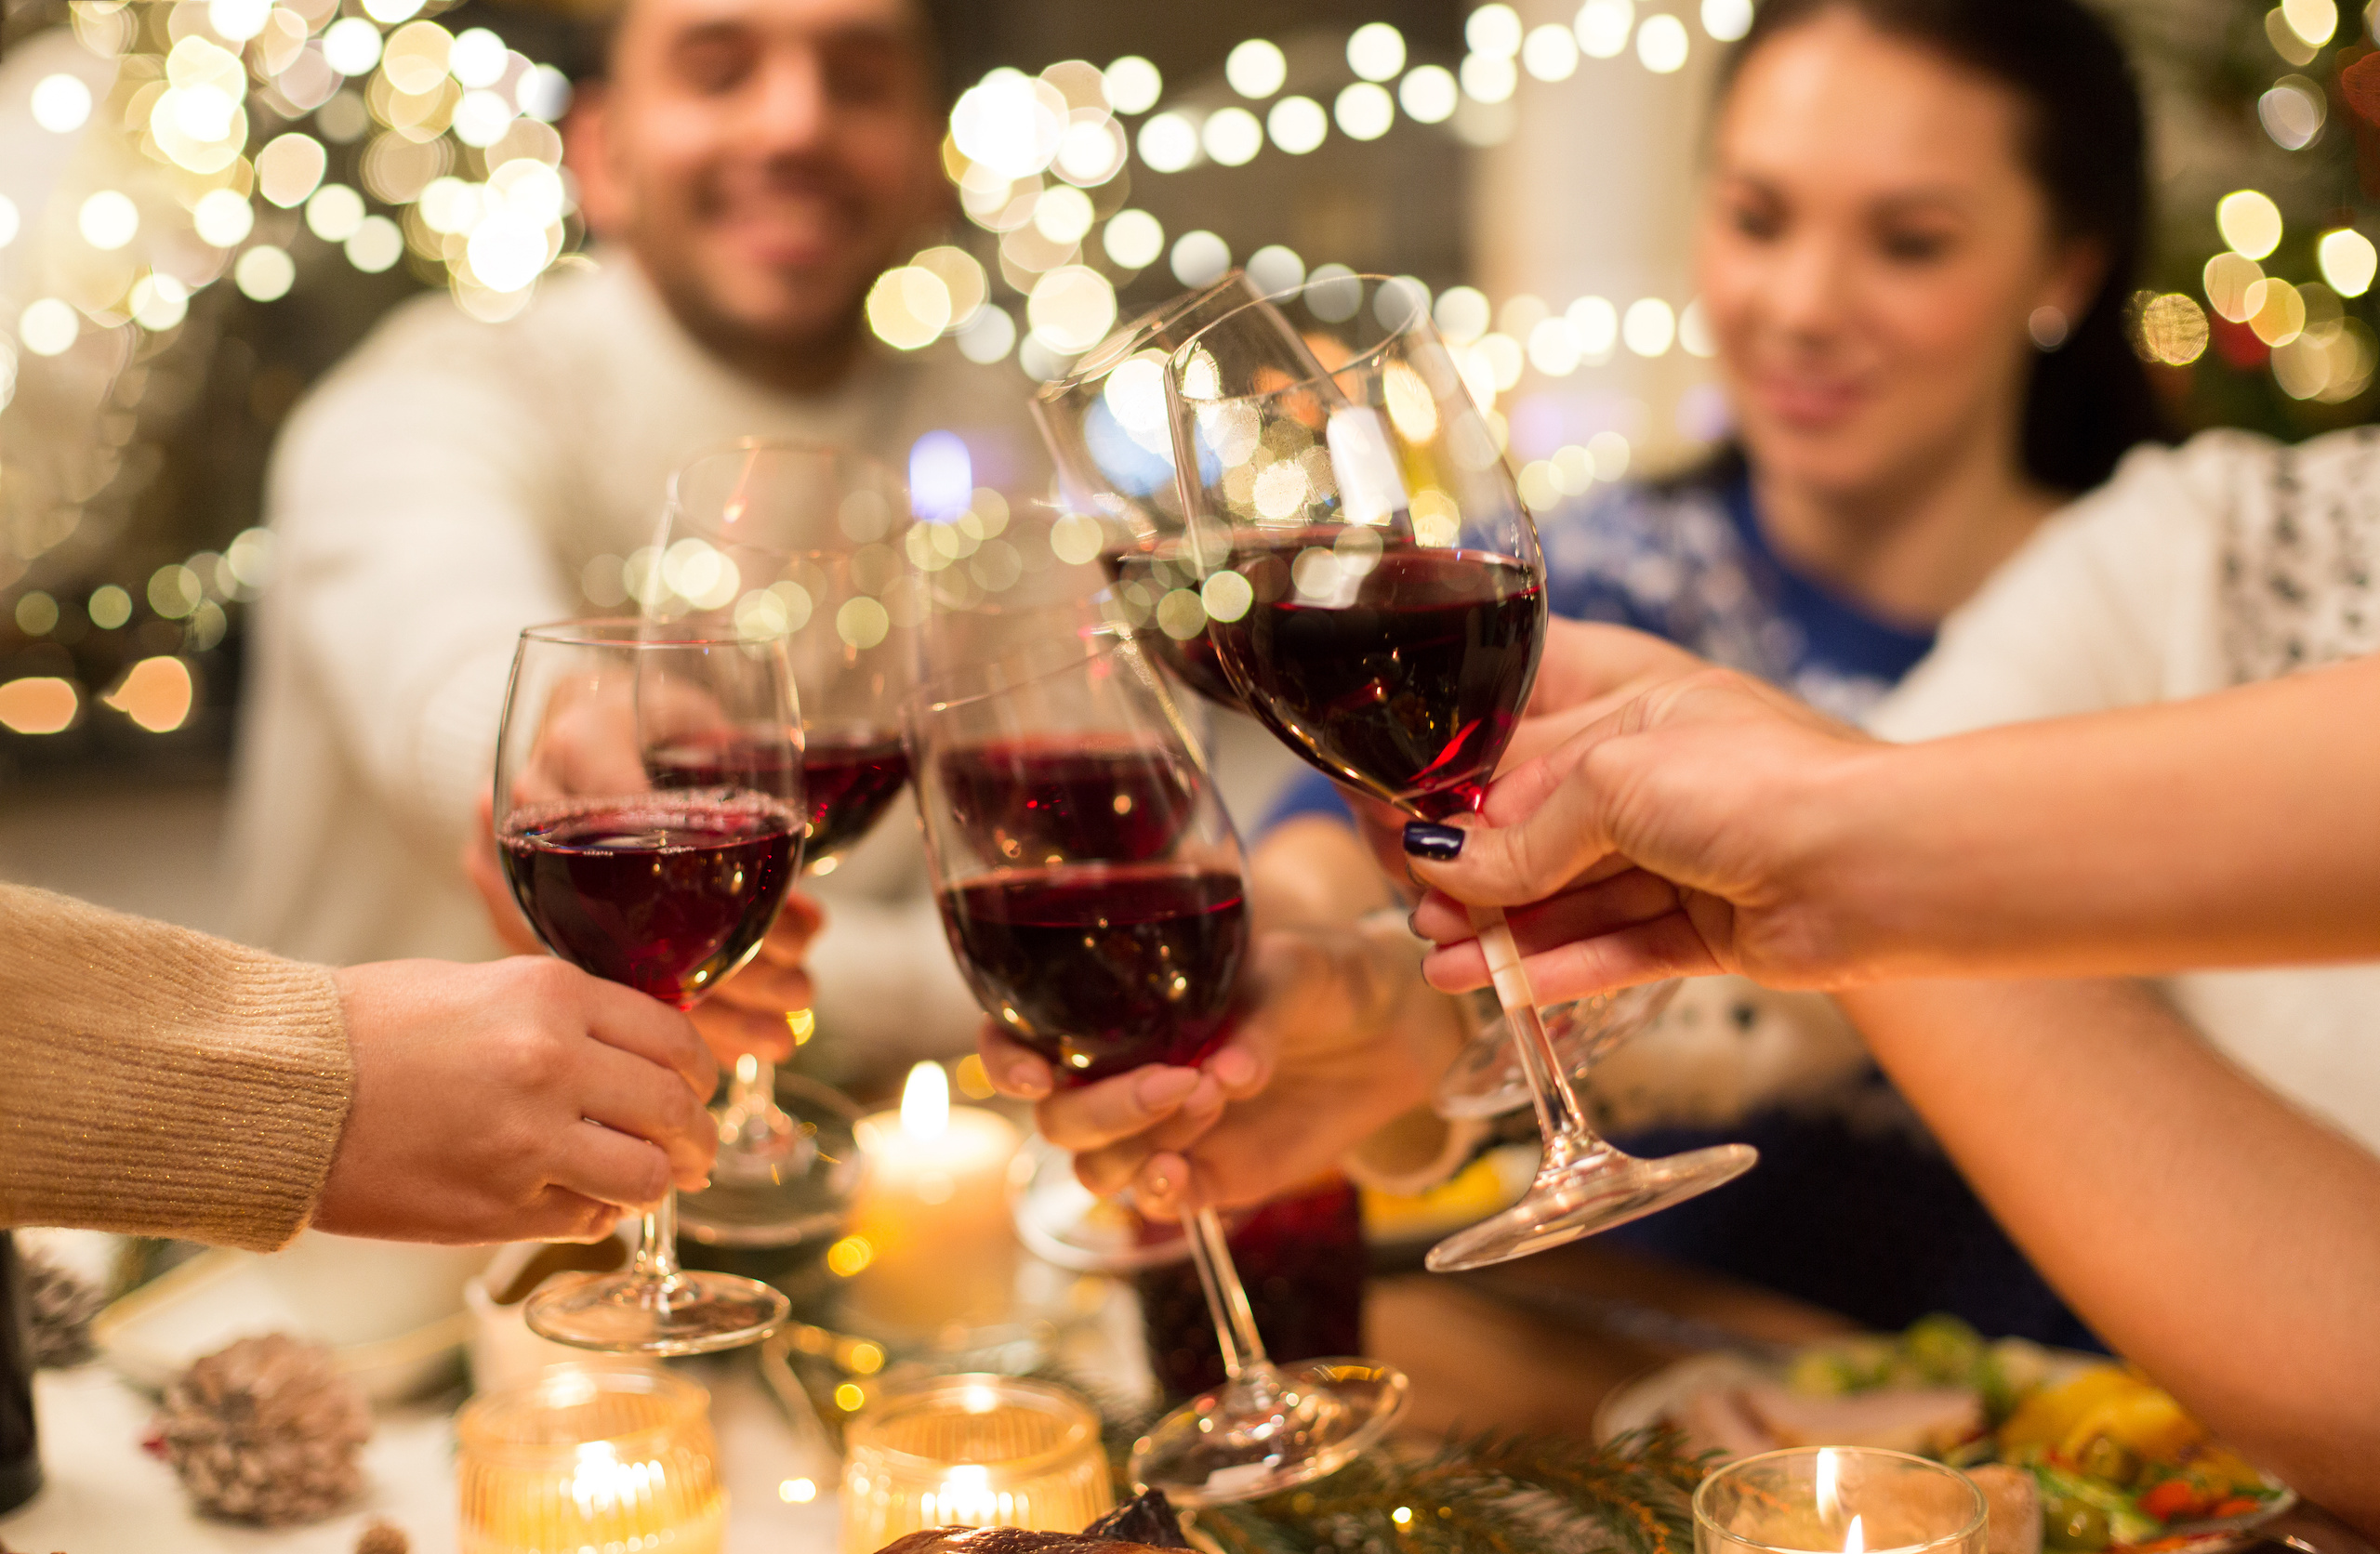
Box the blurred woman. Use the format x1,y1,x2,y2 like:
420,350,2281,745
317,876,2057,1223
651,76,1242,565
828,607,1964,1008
990,0,2161,1348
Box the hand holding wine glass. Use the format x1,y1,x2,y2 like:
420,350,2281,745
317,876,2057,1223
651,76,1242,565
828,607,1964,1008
910,634,1408,1505
493,620,801,1354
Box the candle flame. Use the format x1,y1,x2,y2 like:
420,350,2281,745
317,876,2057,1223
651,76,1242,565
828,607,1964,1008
1844,1516,1865,1554
901,1060,950,1139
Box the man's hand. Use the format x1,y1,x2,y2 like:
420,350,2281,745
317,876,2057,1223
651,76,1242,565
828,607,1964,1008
465,788,827,1067
1408,665,1878,1000
976,923,1464,1218
316,957,720,1245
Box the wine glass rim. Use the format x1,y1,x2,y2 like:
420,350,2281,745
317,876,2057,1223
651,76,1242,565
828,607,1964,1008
662,436,906,554
1689,1446,1986,1550
1032,270,1254,402
1167,270,1431,407
520,616,769,649
905,622,1137,720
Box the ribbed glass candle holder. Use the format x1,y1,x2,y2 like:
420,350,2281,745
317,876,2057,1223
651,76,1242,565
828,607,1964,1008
840,1374,1114,1554
1695,1447,1987,1554
457,1364,725,1554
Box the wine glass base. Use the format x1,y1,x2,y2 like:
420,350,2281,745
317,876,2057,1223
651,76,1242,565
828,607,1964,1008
524,1269,791,1357
1130,1359,1409,1507
1010,1136,1191,1273
1433,981,1683,1121
1423,1143,1756,1273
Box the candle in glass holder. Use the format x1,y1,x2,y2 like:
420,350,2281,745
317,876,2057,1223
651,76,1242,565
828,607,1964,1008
844,1062,1021,1333
840,1374,1113,1554
456,1364,724,1554
1696,1448,1987,1554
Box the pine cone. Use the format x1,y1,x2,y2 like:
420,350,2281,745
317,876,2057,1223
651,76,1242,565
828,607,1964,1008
21,1251,104,1370
152,1335,372,1526
355,1518,410,1554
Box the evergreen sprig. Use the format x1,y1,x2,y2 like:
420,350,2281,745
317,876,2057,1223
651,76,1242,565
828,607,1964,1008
1186,1427,1709,1554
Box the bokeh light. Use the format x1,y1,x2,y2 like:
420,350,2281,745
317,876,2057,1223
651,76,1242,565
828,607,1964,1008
1348,23,1408,82
347,217,404,273
1702,0,1754,41
77,191,139,252
1435,286,1491,344
306,183,367,243
234,245,297,302
1103,56,1162,115
0,679,79,736
1461,54,1518,104
1577,0,1635,59
2281,0,2337,46
954,69,1067,179
867,265,953,349
1335,82,1395,140
1466,5,1523,56
87,586,132,630
1523,24,1580,81
1623,297,1676,356
1170,230,1230,287
1637,14,1690,72
104,656,194,734
258,133,329,207
2317,228,2377,296
450,27,509,87
1138,112,1200,173
2136,293,2209,366
2203,251,2264,321
322,18,382,76
1202,106,1263,165
131,273,190,331
1248,244,1305,294
1104,209,1164,269
956,305,1017,363
1225,39,1287,99
2217,190,2283,260
1399,67,1460,125
31,73,93,134
1027,266,1118,353
1268,96,1329,153
2259,76,2324,151
0,195,17,251
20,299,80,358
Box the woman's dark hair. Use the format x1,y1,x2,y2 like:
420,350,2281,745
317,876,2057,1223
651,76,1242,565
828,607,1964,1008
1713,0,2162,492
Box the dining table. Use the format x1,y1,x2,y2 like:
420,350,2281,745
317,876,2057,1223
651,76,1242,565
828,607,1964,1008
2,1240,2369,1554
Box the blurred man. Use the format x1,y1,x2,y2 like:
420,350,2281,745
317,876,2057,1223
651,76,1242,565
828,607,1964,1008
228,0,1023,1067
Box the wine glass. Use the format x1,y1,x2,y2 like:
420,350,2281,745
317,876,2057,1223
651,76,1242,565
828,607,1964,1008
1433,981,1683,1120
648,440,914,1247
494,620,800,1353
1031,270,1314,711
1164,273,1756,1273
907,632,1408,1505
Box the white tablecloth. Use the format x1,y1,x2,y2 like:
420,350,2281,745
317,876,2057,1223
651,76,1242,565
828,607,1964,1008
0,1361,844,1553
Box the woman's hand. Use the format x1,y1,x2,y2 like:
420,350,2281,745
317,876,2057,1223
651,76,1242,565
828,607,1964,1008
1407,666,1880,1000
975,921,1465,1218
316,956,721,1245
464,788,826,1067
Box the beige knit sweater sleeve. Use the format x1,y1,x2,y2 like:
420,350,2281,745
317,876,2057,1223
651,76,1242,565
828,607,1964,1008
0,884,353,1253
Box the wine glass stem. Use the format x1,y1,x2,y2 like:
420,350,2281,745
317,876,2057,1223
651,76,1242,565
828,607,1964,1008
1468,905,1604,1166
728,1054,781,1134
1184,1200,1270,1383
636,1191,681,1284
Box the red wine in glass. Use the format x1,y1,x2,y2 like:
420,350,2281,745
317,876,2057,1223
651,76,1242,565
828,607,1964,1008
937,862,1247,1082
1207,536,1543,822
499,797,800,1008
936,735,1199,866
1102,548,1246,711
649,730,911,870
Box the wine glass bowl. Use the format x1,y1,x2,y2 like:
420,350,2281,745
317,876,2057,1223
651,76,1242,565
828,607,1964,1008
1165,276,1754,1272
648,441,917,1248
493,619,800,1353
908,636,1408,1504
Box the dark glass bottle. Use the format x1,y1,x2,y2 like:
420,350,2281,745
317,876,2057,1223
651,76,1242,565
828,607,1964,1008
1133,1178,1368,1403
0,1232,40,1512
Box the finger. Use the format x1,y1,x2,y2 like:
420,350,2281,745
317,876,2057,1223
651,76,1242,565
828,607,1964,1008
1072,1137,1155,1199
573,1042,720,1188
1128,1151,1191,1221
1426,915,1719,1003
549,1117,679,1208
707,955,814,1016
1034,1064,1202,1152
759,892,826,958
976,1021,1053,1100
575,972,721,1100
511,1186,627,1245
1406,727,1633,907
690,1001,797,1066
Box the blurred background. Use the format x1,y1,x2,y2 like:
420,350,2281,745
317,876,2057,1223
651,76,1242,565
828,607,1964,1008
0,0,2373,933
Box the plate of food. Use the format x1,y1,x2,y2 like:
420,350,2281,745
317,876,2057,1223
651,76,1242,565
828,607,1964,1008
1596,1315,2294,1554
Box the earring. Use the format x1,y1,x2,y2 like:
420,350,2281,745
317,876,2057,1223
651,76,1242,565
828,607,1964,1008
2028,305,2070,351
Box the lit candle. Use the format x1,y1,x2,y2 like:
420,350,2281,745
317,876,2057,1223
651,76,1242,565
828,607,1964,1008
1695,1448,1984,1554
844,1063,1021,1334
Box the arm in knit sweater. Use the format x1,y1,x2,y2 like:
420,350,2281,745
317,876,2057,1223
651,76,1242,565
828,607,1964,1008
0,884,352,1253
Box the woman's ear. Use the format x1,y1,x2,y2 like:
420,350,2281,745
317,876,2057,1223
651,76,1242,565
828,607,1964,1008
2040,236,2110,331
562,81,624,238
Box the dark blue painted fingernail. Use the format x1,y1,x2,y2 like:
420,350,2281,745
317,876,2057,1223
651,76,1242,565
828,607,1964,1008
1403,822,1465,860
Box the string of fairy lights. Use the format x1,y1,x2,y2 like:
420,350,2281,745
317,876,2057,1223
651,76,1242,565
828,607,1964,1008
4,0,2379,739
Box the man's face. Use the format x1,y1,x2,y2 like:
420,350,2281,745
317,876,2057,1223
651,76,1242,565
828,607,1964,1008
572,0,947,364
